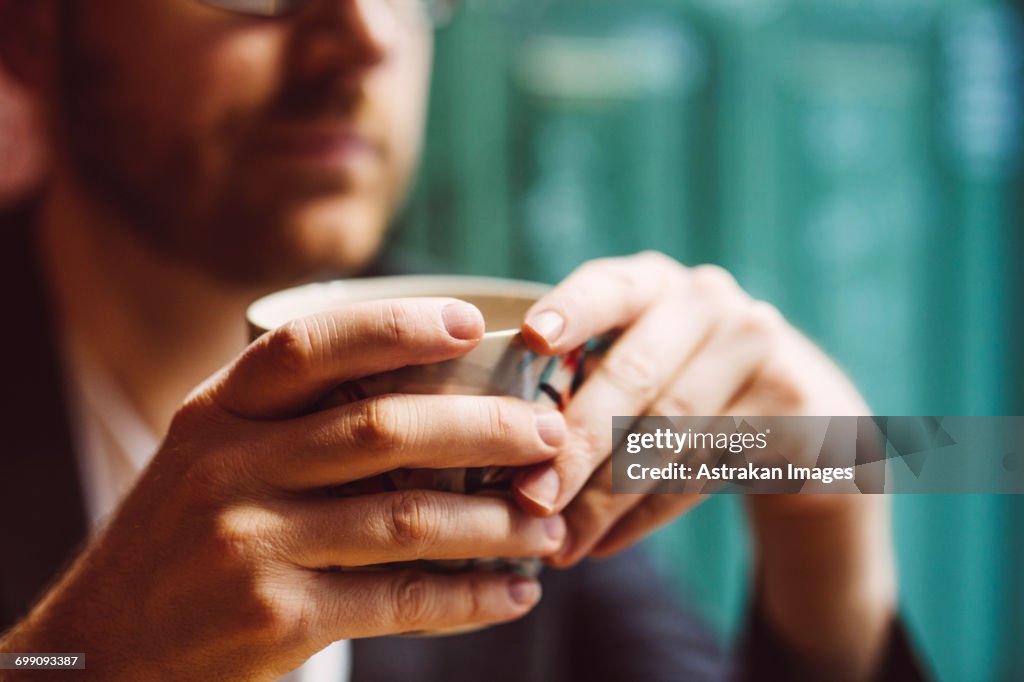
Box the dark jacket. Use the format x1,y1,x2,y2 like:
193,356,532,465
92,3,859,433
0,202,925,681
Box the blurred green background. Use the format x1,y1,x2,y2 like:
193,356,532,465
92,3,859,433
390,1,1024,679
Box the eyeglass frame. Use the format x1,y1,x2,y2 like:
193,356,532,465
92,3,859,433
197,0,462,28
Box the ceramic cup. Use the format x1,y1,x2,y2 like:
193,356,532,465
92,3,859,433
247,275,596,580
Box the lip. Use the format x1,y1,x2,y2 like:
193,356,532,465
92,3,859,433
255,127,381,169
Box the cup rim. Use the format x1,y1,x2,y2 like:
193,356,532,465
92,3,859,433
247,275,553,337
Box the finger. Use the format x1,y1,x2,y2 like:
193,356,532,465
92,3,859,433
514,274,719,515
281,490,567,568
645,300,778,419
536,299,777,559
586,494,704,561
723,360,808,418
538,452,693,567
559,306,788,563
539,458,639,567
208,298,485,419
313,570,541,640
725,327,866,418
521,252,679,355
245,395,566,490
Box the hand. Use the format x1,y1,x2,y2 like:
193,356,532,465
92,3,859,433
0,299,568,681
512,253,896,678
511,252,869,560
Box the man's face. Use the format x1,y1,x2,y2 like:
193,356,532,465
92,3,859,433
54,0,432,285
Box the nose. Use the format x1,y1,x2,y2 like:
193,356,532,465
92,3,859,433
291,0,402,78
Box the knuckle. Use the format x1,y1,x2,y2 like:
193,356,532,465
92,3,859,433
349,397,405,452
168,395,209,430
192,510,304,644
166,392,234,442
598,351,660,400
634,250,678,272
166,395,221,448
690,264,740,299
378,301,410,346
735,302,784,343
265,318,319,376
247,582,286,632
393,573,434,626
483,399,517,442
244,579,309,645
652,392,700,417
579,256,652,296
209,505,270,562
574,426,610,468
165,408,259,498
606,263,649,295
755,369,807,413
388,490,440,556
576,257,612,277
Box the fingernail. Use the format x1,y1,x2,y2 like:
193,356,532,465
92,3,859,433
518,466,561,513
508,577,541,607
533,407,566,447
526,310,565,345
442,303,484,340
543,515,566,543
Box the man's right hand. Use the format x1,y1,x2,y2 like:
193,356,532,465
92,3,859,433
0,299,567,680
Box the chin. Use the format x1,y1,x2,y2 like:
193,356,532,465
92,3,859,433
210,198,389,288
296,197,387,273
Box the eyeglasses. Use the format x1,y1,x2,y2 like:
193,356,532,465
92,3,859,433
199,0,461,27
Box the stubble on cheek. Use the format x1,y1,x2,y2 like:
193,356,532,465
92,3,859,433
56,10,299,275
55,3,430,285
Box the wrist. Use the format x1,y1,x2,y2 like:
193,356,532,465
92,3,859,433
748,494,897,681
0,552,158,681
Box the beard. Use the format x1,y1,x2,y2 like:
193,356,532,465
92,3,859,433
53,4,402,288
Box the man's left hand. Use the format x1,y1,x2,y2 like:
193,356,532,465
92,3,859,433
512,252,897,679
512,252,871,560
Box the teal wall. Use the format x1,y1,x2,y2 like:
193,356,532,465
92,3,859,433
391,1,1024,679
